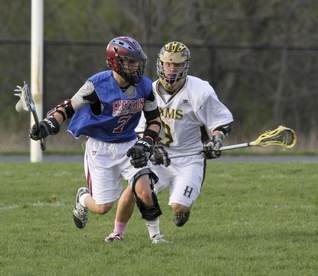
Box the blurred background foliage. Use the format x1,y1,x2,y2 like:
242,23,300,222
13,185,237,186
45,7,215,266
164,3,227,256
0,0,317,153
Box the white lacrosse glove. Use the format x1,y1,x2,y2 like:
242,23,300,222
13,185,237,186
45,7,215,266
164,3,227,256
203,132,225,159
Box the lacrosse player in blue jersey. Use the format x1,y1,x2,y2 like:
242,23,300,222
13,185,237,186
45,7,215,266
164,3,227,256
106,41,234,244
30,36,163,242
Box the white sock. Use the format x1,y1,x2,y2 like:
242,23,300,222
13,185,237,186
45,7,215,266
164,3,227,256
146,217,160,239
79,193,89,207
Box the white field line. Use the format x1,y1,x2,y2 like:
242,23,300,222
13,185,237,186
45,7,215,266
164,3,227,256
0,201,66,211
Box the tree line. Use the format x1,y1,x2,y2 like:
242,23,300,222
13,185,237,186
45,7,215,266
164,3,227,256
0,0,317,151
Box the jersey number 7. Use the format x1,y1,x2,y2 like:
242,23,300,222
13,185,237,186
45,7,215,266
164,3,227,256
113,115,133,133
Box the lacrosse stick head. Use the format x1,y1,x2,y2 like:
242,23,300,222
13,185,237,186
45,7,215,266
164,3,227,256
250,126,296,148
14,81,35,113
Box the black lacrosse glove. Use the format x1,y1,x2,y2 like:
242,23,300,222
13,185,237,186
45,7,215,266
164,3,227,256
150,145,171,167
30,116,60,140
203,132,225,159
127,137,154,168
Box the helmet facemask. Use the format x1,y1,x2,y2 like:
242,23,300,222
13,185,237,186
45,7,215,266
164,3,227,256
117,55,146,85
157,41,190,92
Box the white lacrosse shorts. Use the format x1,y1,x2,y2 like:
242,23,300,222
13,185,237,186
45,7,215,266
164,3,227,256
84,137,152,205
151,155,205,207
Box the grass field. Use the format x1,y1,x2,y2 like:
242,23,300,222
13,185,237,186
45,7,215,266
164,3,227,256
0,162,317,276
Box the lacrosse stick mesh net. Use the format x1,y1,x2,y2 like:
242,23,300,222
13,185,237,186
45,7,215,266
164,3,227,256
250,126,296,148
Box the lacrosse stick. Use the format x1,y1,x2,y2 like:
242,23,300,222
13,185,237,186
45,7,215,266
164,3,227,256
169,125,296,159
14,81,46,151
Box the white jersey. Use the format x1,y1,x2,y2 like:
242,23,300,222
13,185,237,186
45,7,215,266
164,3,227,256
137,75,233,156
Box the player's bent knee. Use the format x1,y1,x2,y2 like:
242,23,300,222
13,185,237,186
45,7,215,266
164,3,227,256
174,211,191,227
95,203,112,214
136,193,162,220
131,168,162,220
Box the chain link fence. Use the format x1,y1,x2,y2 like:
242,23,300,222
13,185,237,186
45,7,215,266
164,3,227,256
1,40,317,152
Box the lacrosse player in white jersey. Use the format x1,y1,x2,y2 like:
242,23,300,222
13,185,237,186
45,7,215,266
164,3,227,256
106,41,233,243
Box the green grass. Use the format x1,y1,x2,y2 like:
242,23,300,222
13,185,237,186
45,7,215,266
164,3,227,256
0,163,317,276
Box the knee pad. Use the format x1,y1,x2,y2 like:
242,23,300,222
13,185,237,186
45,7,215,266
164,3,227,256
174,211,190,227
132,168,161,220
132,168,158,188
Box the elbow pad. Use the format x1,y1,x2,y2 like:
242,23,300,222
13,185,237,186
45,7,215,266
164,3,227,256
47,99,75,121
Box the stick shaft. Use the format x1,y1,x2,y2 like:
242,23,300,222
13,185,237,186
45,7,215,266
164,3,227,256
169,151,202,159
26,83,46,152
169,143,250,159
31,109,46,151
219,143,250,151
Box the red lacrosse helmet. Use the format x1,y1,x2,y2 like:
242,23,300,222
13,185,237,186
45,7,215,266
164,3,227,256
106,36,147,85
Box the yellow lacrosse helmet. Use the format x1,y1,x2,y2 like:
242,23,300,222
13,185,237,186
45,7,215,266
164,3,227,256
157,41,191,92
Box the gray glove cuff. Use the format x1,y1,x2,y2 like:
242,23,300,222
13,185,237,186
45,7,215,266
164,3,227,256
211,132,225,150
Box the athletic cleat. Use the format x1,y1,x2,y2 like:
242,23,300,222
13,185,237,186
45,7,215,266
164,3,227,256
151,234,171,244
105,232,123,242
174,211,190,227
72,187,89,229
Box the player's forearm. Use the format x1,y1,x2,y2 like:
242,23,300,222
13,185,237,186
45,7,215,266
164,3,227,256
146,118,161,133
144,117,161,142
209,124,232,144
211,124,232,136
47,99,75,125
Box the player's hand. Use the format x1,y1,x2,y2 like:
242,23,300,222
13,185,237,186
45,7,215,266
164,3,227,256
30,117,60,140
203,132,224,159
127,137,153,168
150,145,171,167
